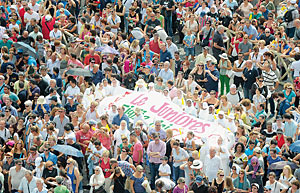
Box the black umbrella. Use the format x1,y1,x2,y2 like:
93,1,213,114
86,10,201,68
66,68,93,77
269,161,299,170
13,42,38,59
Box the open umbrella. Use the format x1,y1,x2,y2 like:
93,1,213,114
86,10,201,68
290,141,300,153
66,68,93,77
95,45,119,55
13,42,38,59
269,161,299,170
52,145,84,157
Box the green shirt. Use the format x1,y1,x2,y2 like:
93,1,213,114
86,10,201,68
54,185,70,193
0,40,13,49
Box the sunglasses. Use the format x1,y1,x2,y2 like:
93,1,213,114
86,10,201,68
48,165,53,167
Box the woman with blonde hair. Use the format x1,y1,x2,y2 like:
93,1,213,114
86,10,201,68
283,83,296,106
66,158,81,193
211,170,225,193
190,62,206,88
130,39,140,53
279,165,296,189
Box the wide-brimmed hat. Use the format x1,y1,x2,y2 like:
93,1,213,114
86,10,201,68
37,96,46,105
191,160,203,169
219,53,228,59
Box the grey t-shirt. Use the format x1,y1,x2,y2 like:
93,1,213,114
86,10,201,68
238,42,253,60
9,166,26,190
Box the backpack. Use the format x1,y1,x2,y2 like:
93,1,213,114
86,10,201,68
284,9,296,22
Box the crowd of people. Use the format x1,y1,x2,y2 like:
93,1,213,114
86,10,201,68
1,0,300,192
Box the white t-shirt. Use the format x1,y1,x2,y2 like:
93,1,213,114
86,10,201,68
233,60,245,77
65,85,80,96
29,3,40,12
107,15,121,34
291,60,300,77
24,11,40,24
0,128,11,141
49,30,62,45
265,180,286,193
158,163,171,179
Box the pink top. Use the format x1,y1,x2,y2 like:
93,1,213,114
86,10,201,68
68,59,84,68
132,141,143,163
98,134,111,150
124,60,133,73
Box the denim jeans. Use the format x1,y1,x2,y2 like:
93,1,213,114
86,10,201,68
165,15,173,36
243,87,252,100
149,163,160,189
124,12,129,33
173,166,184,183
266,97,275,115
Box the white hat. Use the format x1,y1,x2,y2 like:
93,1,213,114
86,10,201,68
37,96,46,105
205,57,212,62
148,82,154,87
291,0,296,4
136,79,145,86
218,110,225,116
45,15,52,21
10,5,17,10
191,160,203,169
230,84,236,89
219,53,228,59
35,157,42,167
2,34,9,39
24,100,33,107
227,113,235,120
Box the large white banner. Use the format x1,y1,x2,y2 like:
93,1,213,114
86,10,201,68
98,91,232,144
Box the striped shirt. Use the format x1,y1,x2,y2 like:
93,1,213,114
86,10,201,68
118,161,134,177
262,70,278,93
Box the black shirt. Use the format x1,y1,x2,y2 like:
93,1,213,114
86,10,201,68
5,72,19,91
191,182,209,193
113,175,126,193
146,19,161,30
17,36,35,46
262,34,275,46
160,0,174,17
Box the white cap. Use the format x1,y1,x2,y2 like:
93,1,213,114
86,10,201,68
45,15,52,21
2,34,9,39
24,100,33,107
218,110,225,116
230,84,236,89
291,0,296,4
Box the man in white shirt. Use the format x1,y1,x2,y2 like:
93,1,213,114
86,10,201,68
8,159,26,192
203,146,222,183
29,25,43,40
24,7,40,27
64,79,80,98
265,172,286,193
0,120,11,141
290,54,300,77
49,24,62,46
18,170,38,193
166,36,178,59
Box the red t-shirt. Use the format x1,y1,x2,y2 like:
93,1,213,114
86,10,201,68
276,135,285,149
76,130,93,154
84,54,101,65
99,158,111,178
42,16,56,40
97,134,111,150
149,40,161,54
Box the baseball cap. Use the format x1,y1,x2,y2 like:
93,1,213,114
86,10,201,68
195,175,203,183
160,156,168,161
67,96,74,100
50,96,58,101
2,34,9,39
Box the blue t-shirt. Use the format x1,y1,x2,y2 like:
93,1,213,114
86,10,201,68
283,90,296,104
205,69,219,92
245,147,254,164
183,34,196,48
